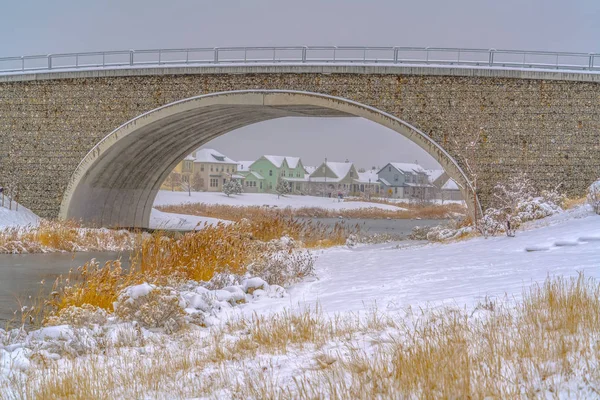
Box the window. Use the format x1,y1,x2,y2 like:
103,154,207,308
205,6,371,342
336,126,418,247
388,166,391,172
282,170,285,177
394,174,399,182
223,178,226,184
269,170,273,177
221,166,224,172
210,178,218,187
394,187,398,194
210,165,213,172
260,182,263,189
201,165,204,172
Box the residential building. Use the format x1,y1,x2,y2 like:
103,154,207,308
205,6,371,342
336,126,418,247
441,178,463,201
247,155,307,193
377,162,433,199
161,148,238,192
192,148,238,192
352,169,382,196
308,161,359,197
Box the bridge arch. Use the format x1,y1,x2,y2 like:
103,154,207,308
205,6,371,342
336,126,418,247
59,90,480,228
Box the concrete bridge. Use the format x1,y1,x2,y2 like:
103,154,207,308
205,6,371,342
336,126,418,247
1,46,600,228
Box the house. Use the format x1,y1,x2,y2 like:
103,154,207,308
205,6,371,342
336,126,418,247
161,148,238,192
377,162,434,199
352,169,382,196
441,178,463,201
247,155,307,193
191,148,238,192
307,160,359,197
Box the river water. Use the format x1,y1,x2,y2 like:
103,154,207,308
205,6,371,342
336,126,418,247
0,251,130,324
0,218,443,325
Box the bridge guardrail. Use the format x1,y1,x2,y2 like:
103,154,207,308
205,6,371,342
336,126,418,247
0,46,597,74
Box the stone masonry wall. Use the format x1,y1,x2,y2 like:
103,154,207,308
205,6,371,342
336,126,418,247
1,73,599,219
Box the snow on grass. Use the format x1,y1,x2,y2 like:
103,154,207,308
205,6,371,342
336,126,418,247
149,208,229,230
242,205,600,316
3,205,600,398
0,203,39,229
153,190,406,211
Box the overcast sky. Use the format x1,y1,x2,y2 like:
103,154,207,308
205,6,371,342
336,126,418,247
3,0,598,169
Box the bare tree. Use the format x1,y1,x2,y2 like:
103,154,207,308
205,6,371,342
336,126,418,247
191,172,204,192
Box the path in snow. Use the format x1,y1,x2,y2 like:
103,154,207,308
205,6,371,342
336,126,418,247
245,207,600,316
153,191,406,211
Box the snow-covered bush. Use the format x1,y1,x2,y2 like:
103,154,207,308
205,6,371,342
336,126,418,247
588,180,600,215
222,180,238,197
248,237,315,286
482,173,564,236
45,304,108,328
114,284,185,333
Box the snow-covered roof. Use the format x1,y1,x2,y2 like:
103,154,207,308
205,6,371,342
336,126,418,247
183,155,195,161
326,162,353,179
304,166,316,174
263,155,301,169
442,179,459,190
247,171,264,180
231,174,245,180
426,169,445,182
237,160,256,172
194,148,237,164
379,177,391,186
282,176,309,182
387,162,427,174
355,170,379,183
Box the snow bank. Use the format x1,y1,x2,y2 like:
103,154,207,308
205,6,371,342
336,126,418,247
153,191,406,211
149,208,229,230
0,202,39,229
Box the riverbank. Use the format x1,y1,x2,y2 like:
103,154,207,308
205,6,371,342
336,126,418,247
1,206,599,398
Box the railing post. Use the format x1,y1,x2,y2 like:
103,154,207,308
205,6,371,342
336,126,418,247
186,49,189,64
333,46,337,62
488,49,495,67
158,49,162,65
214,48,219,63
393,47,398,63
302,46,307,63
425,47,430,63
129,50,134,66
48,54,52,70
21,56,24,71
76,54,79,68
589,53,595,70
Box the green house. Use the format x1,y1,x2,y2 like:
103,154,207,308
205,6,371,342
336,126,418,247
248,156,306,193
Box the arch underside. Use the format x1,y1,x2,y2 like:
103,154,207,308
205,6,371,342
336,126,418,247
62,91,478,228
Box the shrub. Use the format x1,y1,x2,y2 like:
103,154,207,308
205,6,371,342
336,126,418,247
588,179,600,215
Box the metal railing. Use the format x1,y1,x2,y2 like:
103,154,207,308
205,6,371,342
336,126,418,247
0,46,598,74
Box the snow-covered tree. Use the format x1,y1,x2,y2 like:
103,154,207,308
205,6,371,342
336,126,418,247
276,180,291,198
222,180,237,197
588,179,600,215
233,179,243,195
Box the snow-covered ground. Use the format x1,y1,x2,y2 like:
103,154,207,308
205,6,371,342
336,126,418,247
154,190,406,211
0,202,39,229
2,205,599,397
244,206,600,316
148,209,228,230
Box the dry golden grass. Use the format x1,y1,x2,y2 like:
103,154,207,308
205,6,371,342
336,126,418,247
8,274,600,399
36,215,351,323
563,196,587,210
0,220,139,254
156,200,466,221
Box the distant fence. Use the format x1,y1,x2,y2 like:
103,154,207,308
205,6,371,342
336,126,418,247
0,46,599,74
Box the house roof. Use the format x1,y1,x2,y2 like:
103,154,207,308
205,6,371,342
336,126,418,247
304,166,316,174
194,148,237,164
237,160,256,172
326,162,353,179
263,155,301,169
246,171,265,180
442,179,459,190
183,155,195,161
387,162,427,174
426,169,445,182
355,170,379,184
